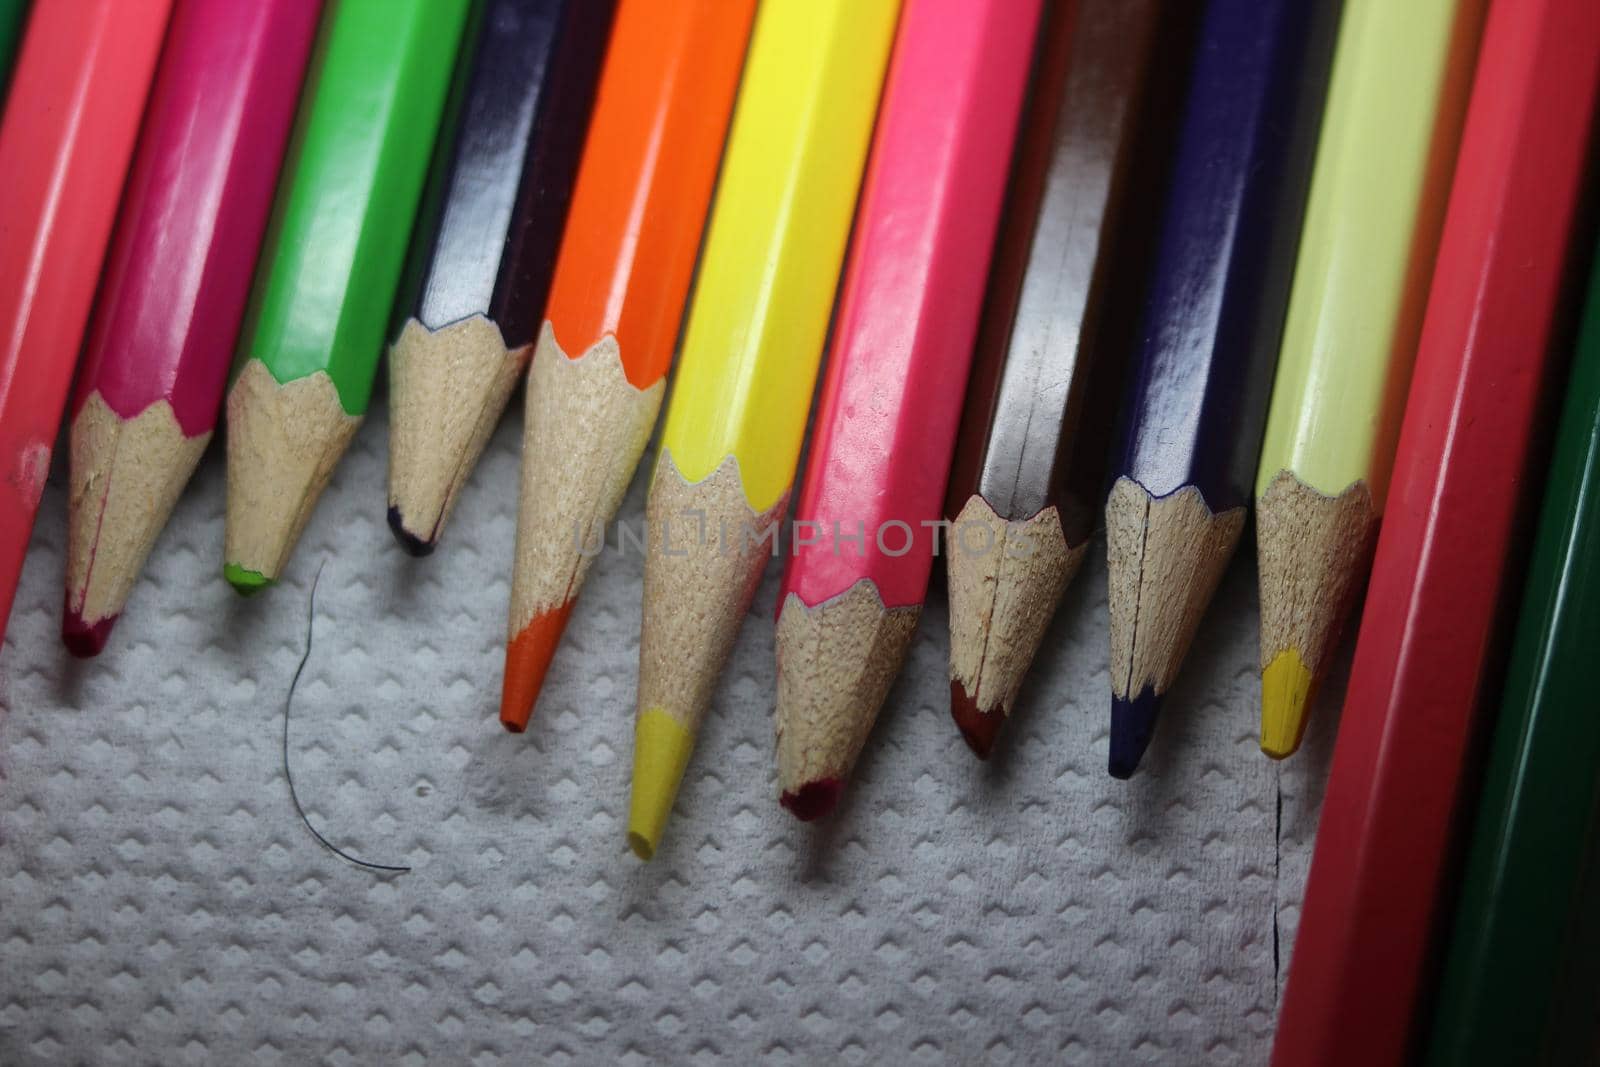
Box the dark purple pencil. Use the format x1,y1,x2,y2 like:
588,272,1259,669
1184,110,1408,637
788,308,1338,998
1105,0,1340,778
386,0,616,556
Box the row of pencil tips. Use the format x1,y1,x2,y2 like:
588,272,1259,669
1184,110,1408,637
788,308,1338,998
1,0,1598,1060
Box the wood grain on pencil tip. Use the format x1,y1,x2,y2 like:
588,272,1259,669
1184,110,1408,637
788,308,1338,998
0,0,172,645
943,0,1196,760
387,0,615,556
1103,0,1338,777
628,0,899,860
499,0,756,732
773,0,1041,818
1254,0,1486,760
63,0,321,657
224,0,469,594
1273,0,1593,1063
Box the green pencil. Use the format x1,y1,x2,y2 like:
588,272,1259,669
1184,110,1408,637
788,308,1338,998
1426,246,1600,1064
1,0,28,93
224,0,470,594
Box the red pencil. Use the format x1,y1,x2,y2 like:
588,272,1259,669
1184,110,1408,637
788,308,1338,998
0,0,173,643
64,0,323,657
1273,1,1600,1063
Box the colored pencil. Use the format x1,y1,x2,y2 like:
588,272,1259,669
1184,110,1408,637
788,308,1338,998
63,0,323,658
1272,1,1597,1062
628,0,900,861
387,0,615,555
0,0,25,91
1254,0,1486,759
0,0,172,644
1102,0,1339,778
499,0,757,732
224,0,471,594
772,0,1041,820
943,0,1197,759
1426,239,1600,1065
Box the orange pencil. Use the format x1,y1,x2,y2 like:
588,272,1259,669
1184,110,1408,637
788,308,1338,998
0,0,173,643
500,0,756,731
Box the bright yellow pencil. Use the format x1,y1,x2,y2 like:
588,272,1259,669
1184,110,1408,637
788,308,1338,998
629,0,900,860
1255,0,1485,758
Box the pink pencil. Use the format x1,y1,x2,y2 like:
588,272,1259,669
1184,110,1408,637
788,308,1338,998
63,0,323,656
772,0,1043,819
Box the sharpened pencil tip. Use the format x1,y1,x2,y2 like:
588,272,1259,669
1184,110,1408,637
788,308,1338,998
387,505,437,557
224,564,272,597
61,605,115,658
1109,689,1162,779
950,680,1002,759
1261,649,1315,759
500,603,574,732
780,778,842,822
629,708,694,862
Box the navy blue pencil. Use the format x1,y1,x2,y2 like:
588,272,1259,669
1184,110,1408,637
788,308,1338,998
1104,0,1340,778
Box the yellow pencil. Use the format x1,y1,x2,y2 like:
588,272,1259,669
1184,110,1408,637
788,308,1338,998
1255,0,1485,758
629,0,900,860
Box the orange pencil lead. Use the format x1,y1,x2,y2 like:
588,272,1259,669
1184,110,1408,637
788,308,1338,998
500,601,575,732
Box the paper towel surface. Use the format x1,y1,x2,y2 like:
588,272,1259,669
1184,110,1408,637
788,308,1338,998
0,403,1340,1065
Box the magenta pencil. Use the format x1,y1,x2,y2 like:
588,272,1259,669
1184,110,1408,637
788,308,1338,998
63,0,324,656
772,0,1043,819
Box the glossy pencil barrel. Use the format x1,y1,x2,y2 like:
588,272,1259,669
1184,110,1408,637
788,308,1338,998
1115,0,1337,508
236,0,469,414
538,0,757,390
947,0,1181,535
402,0,613,345
650,0,901,512
73,0,323,437
1253,0,1482,503
782,0,1042,611
0,0,172,642
1273,1,1600,1063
